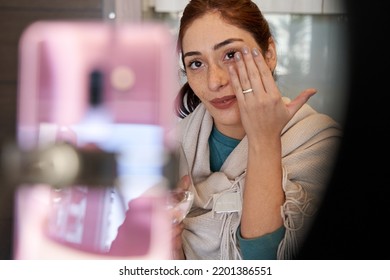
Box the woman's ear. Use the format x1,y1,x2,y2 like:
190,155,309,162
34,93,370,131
265,38,277,72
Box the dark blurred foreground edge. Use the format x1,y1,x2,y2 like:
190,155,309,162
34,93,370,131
297,0,390,259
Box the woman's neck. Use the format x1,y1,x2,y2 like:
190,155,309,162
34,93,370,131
214,123,245,140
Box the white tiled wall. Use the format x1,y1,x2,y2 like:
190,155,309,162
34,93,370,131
141,0,347,15
253,0,346,14
323,0,347,14
254,0,323,14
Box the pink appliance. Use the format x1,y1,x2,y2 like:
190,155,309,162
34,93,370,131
13,20,177,259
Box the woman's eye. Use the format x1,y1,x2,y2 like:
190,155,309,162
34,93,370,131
188,60,203,70
225,50,237,61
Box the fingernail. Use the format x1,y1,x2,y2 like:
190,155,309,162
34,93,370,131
252,48,259,57
242,47,249,55
234,52,241,61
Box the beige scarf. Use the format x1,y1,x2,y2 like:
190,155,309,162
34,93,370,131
175,100,342,260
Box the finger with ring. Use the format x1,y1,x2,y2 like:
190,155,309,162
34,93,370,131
242,88,253,94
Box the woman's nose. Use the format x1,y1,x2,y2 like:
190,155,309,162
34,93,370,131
207,63,228,91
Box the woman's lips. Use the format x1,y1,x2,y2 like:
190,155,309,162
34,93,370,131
210,95,237,109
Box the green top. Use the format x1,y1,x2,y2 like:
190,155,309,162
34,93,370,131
208,126,285,259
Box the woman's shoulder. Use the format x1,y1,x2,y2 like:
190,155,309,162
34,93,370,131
176,104,206,127
281,98,342,154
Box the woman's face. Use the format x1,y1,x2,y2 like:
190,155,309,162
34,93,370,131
182,12,263,139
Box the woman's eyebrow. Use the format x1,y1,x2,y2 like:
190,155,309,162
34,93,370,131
183,38,244,59
213,38,243,50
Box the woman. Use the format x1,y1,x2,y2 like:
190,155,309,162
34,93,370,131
172,0,342,260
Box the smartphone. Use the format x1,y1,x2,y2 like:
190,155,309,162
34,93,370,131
14,20,177,259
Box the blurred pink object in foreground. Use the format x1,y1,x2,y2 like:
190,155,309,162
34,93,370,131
14,20,177,259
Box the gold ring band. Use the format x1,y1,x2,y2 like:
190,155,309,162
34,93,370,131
242,88,253,94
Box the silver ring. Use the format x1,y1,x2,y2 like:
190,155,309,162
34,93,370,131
242,88,253,94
